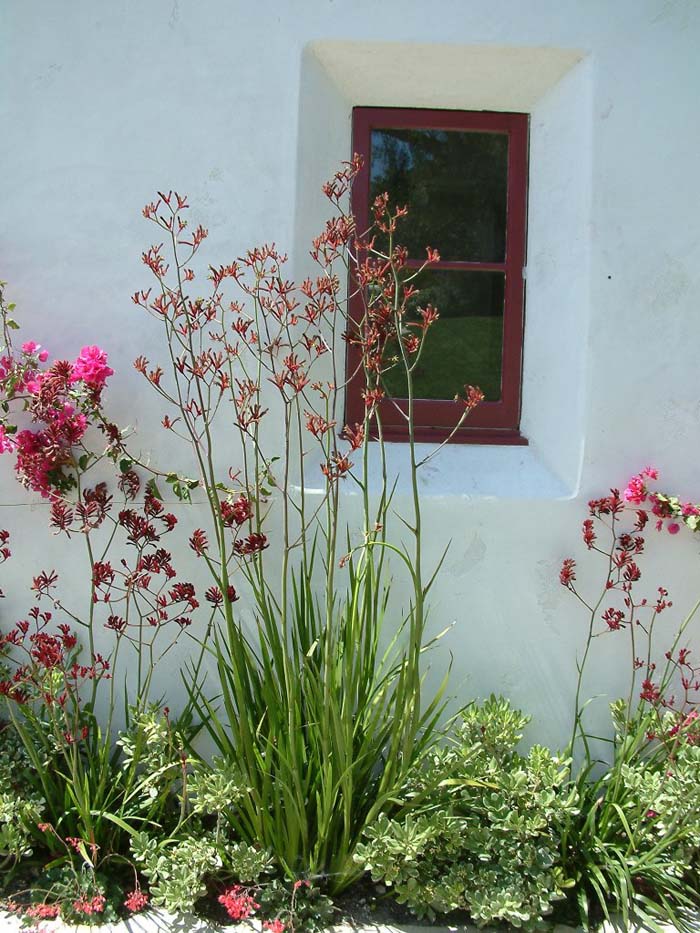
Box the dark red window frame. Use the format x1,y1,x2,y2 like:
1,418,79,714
346,107,529,445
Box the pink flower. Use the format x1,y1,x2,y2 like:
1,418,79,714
25,377,42,394
218,886,259,921
264,921,286,933
71,346,114,390
623,475,647,504
20,343,50,363
667,522,680,535
72,894,106,915
124,889,150,913
642,466,659,480
24,904,61,920
0,426,16,454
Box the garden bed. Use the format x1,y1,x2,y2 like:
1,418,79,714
1,175,699,933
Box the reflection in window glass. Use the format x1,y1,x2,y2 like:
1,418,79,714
382,271,505,402
370,129,509,263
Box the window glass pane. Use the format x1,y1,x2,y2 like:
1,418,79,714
370,128,508,262
381,270,504,402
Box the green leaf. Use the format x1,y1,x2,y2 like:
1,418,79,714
6,319,19,330
438,777,496,789
95,811,138,836
76,839,95,868
146,478,163,500
119,458,133,474
165,473,197,502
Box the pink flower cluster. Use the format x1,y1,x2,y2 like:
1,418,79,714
218,885,259,921
124,888,150,913
622,466,658,505
263,920,286,933
22,340,49,362
562,469,700,748
71,345,114,390
72,893,106,915
0,424,14,454
21,902,61,921
622,466,699,534
0,342,114,497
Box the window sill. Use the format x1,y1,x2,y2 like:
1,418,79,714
295,441,576,501
376,425,528,446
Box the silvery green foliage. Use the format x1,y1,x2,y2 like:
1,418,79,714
224,840,274,881
117,704,184,802
125,709,272,912
131,827,272,913
187,757,246,813
131,830,222,912
355,696,578,928
0,720,44,869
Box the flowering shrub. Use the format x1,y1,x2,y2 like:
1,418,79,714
215,877,334,933
559,469,700,930
256,879,335,933
0,282,200,913
0,502,191,862
218,883,259,920
560,469,699,755
356,470,700,932
6,861,122,926
0,294,116,499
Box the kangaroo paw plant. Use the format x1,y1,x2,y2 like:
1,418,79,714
0,161,485,925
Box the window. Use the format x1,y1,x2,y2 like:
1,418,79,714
346,107,529,444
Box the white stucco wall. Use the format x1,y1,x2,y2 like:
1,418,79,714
1,0,699,749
